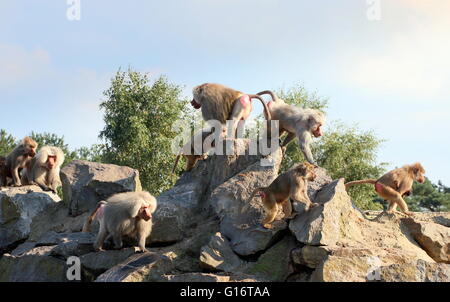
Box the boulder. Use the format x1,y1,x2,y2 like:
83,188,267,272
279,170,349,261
245,235,298,281
38,232,97,258
80,248,138,276
60,160,141,216
380,260,450,282
200,232,246,272
310,254,384,282
162,272,259,282
0,186,60,249
95,252,173,282
210,147,285,256
289,179,365,246
291,246,331,269
402,218,450,263
29,202,89,241
0,246,67,282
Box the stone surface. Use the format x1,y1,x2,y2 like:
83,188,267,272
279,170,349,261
0,186,60,249
60,160,141,216
81,248,138,275
29,202,89,241
402,218,450,263
95,252,173,282
200,232,246,272
289,179,364,246
291,246,331,269
0,246,66,282
161,273,259,282
380,260,450,282
245,235,298,281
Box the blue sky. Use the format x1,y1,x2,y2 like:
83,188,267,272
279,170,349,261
1,0,449,184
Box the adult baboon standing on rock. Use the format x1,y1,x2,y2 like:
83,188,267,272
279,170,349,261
345,162,426,216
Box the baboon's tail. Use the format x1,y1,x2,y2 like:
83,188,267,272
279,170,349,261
248,94,272,120
256,90,280,103
241,187,265,213
82,201,107,232
344,179,377,190
172,153,182,174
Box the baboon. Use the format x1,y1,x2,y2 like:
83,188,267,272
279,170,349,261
244,162,317,229
2,137,38,187
21,146,65,193
172,129,216,173
0,156,8,186
257,90,325,164
191,83,272,137
345,162,426,216
82,191,157,253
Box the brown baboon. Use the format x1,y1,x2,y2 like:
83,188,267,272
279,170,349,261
0,156,8,186
3,137,38,187
82,191,157,253
257,90,325,164
244,162,317,229
345,162,426,216
172,129,216,173
191,83,272,136
21,146,65,193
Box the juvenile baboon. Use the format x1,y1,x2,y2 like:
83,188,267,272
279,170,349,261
191,83,272,137
3,137,38,187
172,129,216,173
257,90,325,164
82,191,157,253
244,162,317,229
345,162,426,216
21,146,65,193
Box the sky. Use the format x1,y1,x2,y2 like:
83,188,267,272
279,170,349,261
0,0,449,184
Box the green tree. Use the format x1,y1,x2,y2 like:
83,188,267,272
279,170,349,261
74,144,106,163
0,130,16,156
99,69,187,194
406,179,450,212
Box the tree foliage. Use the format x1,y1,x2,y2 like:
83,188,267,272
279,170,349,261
99,69,187,194
0,130,16,156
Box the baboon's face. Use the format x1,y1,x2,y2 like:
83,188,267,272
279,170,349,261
24,140,38,157
298,163,316,181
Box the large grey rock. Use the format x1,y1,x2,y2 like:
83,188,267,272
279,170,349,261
29,202,89,241
41,232,96,258
80,248,138,276
200,232,246,272
152,138,283,245
0,187,60,249
60,160,141,216
403,218,450,263
289,179,364,246
162,273,259,282
0,246,67,282
380,260,450,282
210,147,285,256
95,252,173,282
245,235,298,281
291,246,331,269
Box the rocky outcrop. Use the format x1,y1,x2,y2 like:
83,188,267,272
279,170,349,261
0,139,449,282
0,186,60,250
60,160,141,216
